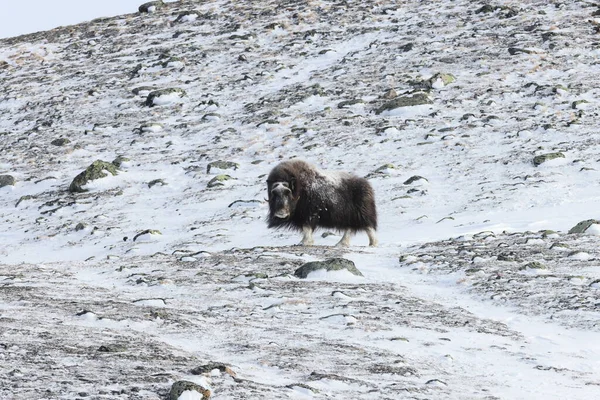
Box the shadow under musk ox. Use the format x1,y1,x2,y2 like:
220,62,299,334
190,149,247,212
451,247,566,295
266,160,378,247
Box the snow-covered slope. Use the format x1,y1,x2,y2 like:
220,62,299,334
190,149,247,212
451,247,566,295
1,0,600,398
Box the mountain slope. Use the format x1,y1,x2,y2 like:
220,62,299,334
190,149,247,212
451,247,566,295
1,0,600,398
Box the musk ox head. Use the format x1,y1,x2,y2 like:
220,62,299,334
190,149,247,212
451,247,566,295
267,179,298,221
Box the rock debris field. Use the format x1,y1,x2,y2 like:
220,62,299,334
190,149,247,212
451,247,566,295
2,0,600,398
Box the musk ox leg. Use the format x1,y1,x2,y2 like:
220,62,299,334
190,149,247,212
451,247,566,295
300,226,314,246
367,227,378,247
335,230,352,247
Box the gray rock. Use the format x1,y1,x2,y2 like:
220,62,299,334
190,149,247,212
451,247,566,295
147,179,167,188
533,152,565,166
207,175,233,188
337,99,364,108
112,156,130,168
176,11,200,23
51,138,71,146
0,175,16,188
168,380,211,400
133,229,162,241
568,219,600,234
207,161,239,174
145,88,186,107
138,1,164,13
69,160,118,193
427,73,456,88
572,100,589,110
375,92,432,114
520,261,546,270
191,363,236,377
508,47,541,56
403,175,428,185
294,258,363,278
162,56,184,68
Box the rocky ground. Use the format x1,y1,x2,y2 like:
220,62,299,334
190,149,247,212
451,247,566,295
2,0,600,398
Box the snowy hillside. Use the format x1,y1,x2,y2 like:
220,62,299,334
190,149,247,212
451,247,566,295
1,0,600,398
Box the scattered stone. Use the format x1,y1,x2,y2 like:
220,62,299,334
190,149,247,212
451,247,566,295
399,43,414,52
228,199,261,208
403,175,428,185
138,1,164,13
148,179,167,188
75,222,86,232
132,86,156,95
366,163,396,178
520,261,546,270
69,160,118,193
168,380,211,400
0,175,16,188
191,363,236,378
50,138,71,146
145,88,186,107
207,174,234,188
15,195,34,207
162,56,184,68
368,364,418,376
139,122,164,133
475,4,518,18
112,156,130,168
533,152,565,166
337,99,364,108
568,220,600,234
427,73,456,89
571,100,590,110
508,47,541,56
176,11,200,23
97,344,127,353
375,92,432,114
382,88,397,99
133,229,162,242
294,258,363,278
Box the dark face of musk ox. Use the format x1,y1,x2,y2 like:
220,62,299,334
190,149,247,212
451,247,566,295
268,181,297,220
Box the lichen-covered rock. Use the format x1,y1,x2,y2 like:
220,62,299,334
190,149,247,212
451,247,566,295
69,160,118,193
175,11,200,23
294,258,363,278
138,1,164,13
112,156,130,168
162,56,185,68
147,179,167,188
428,73,456,89
404,175,428,185
207,174,233,188
571,100,590,110
51,138,71,146
475,4,519,18
337,99,364,108
520,261,546,270
133,229,162,241
191,363,236,377
568,219,600,234
168,380,211,400
139,122,164,133
206,161,239,174
145,88,186,107
533,152,565,166
375,92,432,114
0,175,16,188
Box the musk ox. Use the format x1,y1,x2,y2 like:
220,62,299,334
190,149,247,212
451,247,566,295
266,160,378,247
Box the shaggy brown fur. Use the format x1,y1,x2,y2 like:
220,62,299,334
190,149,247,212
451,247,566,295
266,160,377,246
